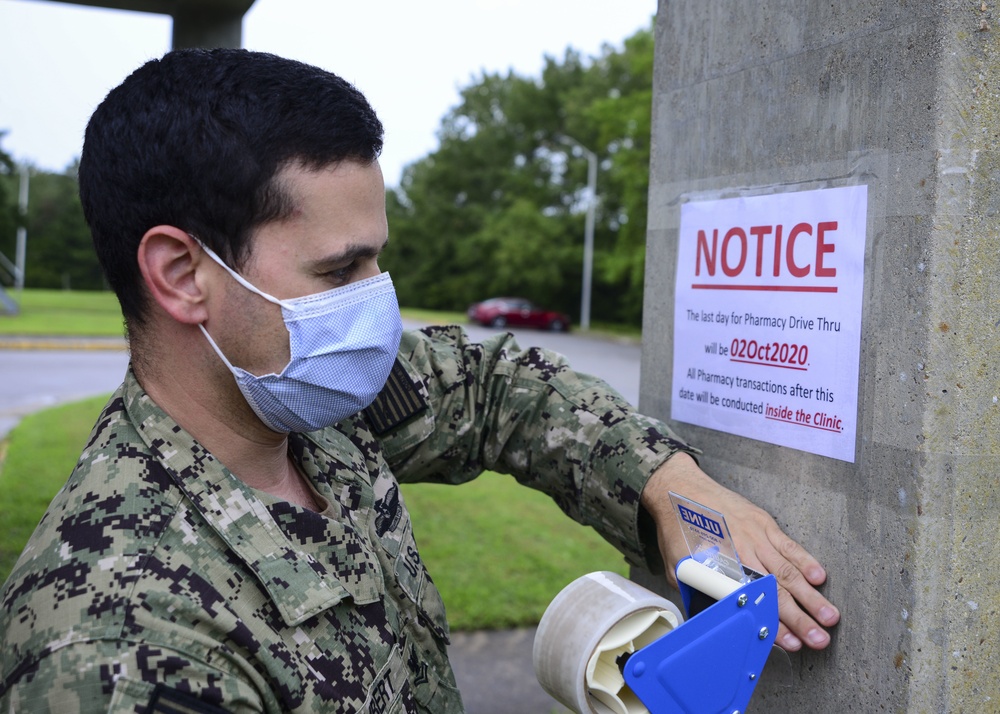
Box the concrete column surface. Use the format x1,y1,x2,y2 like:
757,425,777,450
171,0,253,50
637,1,999,711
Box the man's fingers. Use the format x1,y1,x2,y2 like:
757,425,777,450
771,526,828,586
763,528,839,620
773,582,832,650
747,527,839,649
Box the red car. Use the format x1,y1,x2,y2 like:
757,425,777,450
467,297,571,331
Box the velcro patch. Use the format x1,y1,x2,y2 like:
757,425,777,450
364,358,428,434
147,685,230,714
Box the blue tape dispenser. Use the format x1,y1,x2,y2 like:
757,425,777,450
533,492,780,714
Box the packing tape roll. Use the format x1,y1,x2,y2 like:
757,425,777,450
532,571,683,714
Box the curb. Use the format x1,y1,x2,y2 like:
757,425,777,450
0,336,127,351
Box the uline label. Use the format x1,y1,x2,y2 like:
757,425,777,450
677,505,723,538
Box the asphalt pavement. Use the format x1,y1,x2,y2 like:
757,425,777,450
0,326,640,713
0,336,130,438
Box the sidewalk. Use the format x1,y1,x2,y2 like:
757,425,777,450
450,628,570,714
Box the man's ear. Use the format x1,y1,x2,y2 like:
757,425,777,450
137,226,210,325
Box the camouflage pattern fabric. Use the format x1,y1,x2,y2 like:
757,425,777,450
0,325,697,713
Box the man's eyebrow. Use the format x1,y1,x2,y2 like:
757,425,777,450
307,237,390,272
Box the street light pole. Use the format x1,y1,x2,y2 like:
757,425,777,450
15,164,29,293
560,136,597,331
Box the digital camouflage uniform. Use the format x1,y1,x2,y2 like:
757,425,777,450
0,325,696,713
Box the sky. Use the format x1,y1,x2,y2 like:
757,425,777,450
0,0,656,187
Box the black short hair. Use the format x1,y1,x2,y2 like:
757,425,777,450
78,48,384,330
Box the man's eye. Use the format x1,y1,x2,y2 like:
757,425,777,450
324,265,355,284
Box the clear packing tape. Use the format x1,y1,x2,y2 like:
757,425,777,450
533,572,683,714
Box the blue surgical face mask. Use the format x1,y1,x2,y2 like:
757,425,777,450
197,241,403,433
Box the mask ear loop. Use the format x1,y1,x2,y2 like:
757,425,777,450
191,235,297,311
198,323,239,373
189,234,296,376
197,322,286,433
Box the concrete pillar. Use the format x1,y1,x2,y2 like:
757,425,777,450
170,0,252,50
636,1,999,710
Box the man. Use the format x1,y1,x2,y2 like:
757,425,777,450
0,49,838,713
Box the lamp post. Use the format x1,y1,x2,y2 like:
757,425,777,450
15,164,28,292
559,135,597,331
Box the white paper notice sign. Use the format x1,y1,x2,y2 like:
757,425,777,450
671,185,868,462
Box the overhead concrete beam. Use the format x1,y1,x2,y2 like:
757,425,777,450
44,0,177,13
42,0,256,48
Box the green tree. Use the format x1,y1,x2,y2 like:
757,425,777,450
22,162,102,290
383,22,655,327
579,28,656,323
384,67,581,315
0,150,102,291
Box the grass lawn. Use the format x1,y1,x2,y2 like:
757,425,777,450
0,289,126,336
0,395,110,580
402,476,628,630
0,396,629,630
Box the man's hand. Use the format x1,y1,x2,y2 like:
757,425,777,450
641,453,840,651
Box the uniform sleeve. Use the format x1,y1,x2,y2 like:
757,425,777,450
0,640,265,714
375,325,700,570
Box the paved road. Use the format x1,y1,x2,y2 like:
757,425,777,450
452,321,641,407
0,345,130,438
